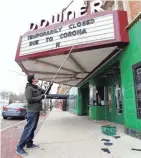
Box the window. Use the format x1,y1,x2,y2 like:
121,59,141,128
97,86,104,105
103,1,114,10
108,87,112,112
89,86,97,105
89,86,104,106
115,84,123,114
118,1,124,10
112,1,124,10
8,103,26,108
133,62,141,119
69,95,76,108
103,0,124,11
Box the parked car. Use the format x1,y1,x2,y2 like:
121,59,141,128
2,103,27,119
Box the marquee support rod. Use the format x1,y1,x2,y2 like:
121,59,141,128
44,45,75,95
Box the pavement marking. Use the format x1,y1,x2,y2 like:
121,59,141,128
0,112,49,132
0,114,48,132
0,120,25,132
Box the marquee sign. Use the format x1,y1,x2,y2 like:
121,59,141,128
29,0,104,31
15,10,129,87
20,13,114,56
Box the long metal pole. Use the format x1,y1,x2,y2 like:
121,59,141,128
44,45,75,95
44,0,76,96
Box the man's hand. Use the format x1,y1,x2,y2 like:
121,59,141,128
49,81,53,86
41,94,45,99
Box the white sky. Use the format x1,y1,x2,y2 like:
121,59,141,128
0,0,85,94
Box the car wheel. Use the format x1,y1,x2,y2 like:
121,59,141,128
3,116,7,119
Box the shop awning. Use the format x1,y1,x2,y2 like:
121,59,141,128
15,10,129,86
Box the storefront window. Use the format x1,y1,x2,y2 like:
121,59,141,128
89,86,104,106
115,84,123,114
133,62,141,119
108,87,112,112
89,86,97,105
69,95,76,108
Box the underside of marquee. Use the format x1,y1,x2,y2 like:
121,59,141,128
19,46,117,86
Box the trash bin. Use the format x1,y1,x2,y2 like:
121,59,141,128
101,125,117,136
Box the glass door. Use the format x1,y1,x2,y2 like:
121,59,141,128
108,87,112,112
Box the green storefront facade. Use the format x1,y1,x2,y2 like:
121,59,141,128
68,15,141,138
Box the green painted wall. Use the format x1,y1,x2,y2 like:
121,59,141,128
88,75,124,124
120,20,141,131
68,18,141,133
89,106,106,120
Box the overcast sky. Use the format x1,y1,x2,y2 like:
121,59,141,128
0,0,85,94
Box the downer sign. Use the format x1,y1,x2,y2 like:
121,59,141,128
29,0,103,31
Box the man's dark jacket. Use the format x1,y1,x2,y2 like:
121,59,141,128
25,83,51,112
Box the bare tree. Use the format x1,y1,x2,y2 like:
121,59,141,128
0,90,26,104
0,91,9,99
17,93,26,103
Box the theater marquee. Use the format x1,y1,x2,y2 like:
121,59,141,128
15,11,129,87
20,14,114,56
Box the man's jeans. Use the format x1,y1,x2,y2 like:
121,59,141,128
17,112,40,149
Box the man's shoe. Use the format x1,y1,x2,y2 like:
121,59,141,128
16,148,28,156
26,144,40,148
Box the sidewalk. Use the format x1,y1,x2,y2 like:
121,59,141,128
1,115,46,158
25,108,141,158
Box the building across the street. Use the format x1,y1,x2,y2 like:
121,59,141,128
56,84,70,109
15,0,141,138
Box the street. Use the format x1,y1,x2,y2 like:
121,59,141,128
1,116,24,131
0,115,47,158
